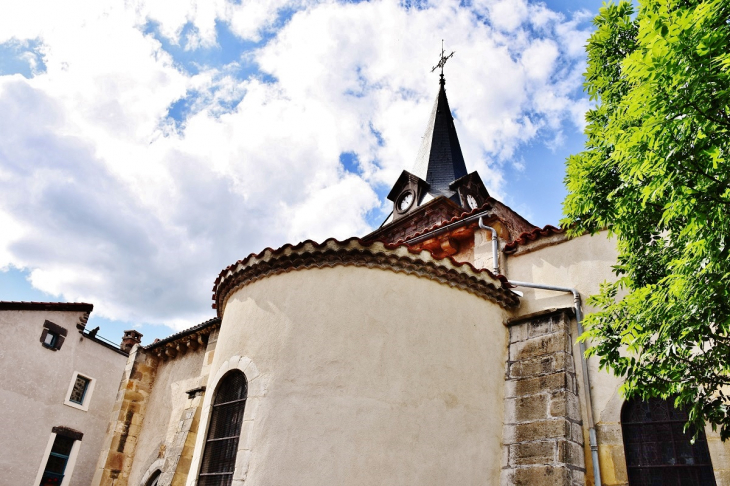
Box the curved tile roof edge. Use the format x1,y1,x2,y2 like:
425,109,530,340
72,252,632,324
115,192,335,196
213,236,520,315
503,225,565,254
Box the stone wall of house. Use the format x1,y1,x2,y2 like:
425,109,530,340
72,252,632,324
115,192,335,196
502,308,585,486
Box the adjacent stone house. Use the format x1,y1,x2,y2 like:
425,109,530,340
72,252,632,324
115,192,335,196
91,75,730,486
0,301,135,486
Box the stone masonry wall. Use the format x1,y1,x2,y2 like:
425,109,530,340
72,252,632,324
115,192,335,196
91,345,158,486
503,308,585,486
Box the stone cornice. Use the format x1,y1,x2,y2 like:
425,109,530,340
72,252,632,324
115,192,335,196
146,319,220,362
213,237,520,316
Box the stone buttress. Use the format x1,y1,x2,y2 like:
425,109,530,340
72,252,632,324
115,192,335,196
502,308,586,486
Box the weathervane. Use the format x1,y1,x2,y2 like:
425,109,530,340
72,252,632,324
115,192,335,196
431,40,455,78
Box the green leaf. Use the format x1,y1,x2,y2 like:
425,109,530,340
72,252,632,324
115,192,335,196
563,0,730,440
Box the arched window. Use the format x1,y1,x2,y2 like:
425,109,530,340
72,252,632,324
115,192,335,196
198,370,247,486
621,397,716,485
144,470,161,486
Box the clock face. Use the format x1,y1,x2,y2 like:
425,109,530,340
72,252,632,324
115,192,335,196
467,194,478,209
398,192,414,212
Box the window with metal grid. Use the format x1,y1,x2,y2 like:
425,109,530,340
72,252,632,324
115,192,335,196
69,375,90,404
622,397,717,486
39,435,75,486
198,370,247,486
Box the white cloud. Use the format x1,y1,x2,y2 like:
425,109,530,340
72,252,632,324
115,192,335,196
0,0,593,328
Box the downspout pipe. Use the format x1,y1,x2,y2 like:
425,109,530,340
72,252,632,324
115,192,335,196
507,281,602,486
478,217,499,275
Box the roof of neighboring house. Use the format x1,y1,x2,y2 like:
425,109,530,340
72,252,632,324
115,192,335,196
0,301,94,312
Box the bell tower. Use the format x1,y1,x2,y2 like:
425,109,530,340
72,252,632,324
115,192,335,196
365,44,492,243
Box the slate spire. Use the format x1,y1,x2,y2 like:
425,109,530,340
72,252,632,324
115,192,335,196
411,75,468,199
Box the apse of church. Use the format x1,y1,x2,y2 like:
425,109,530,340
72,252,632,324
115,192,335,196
91,68,730,486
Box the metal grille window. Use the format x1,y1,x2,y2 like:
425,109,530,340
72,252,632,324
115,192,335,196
622,397,716,486
39,435,75,486
69,375,90,404
198,370,247,486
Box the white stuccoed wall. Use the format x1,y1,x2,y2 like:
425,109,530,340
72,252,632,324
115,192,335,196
187,265,510,486
0,309,128,486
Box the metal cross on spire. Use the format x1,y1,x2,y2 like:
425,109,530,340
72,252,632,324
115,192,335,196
431,40,455,78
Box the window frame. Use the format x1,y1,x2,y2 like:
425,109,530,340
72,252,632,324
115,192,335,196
63,372,96,412
34,427,83,486
68,375,91,405
144,470,162,486
43,331,58,348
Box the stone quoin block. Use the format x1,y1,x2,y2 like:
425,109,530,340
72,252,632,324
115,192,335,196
510,440,557,466
506,394,549,423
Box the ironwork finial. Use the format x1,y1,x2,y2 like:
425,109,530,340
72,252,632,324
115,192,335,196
431,39,455,82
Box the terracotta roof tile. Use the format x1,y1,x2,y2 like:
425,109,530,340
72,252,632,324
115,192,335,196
213,236,519,313
388,199,494,245
503,225,565,254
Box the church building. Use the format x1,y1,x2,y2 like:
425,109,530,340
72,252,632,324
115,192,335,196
90,72,730,486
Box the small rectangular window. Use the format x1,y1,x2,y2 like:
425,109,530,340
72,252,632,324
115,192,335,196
64,372,96,411
43,331,58,348
69,376,90,405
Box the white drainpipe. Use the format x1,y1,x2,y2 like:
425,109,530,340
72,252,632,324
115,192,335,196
478,218,500,275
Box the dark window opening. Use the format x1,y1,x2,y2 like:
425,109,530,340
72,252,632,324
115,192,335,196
39,434,76,486
622,397,717,486
69,375,91,405
43,331,58,348
198,370,247,486
40,320,67,351
145,470,161,486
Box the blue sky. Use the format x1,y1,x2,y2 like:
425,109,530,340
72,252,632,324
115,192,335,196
0,0,605,344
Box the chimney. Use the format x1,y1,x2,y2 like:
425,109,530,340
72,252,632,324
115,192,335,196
121,330,143,353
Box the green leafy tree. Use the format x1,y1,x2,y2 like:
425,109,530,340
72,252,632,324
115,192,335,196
563,0,730,437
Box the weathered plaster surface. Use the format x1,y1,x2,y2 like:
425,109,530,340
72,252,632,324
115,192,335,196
127,348,206,486
190,265,509,485
0,309,127,486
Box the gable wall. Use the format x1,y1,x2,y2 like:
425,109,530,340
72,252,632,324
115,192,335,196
0,309,127,486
